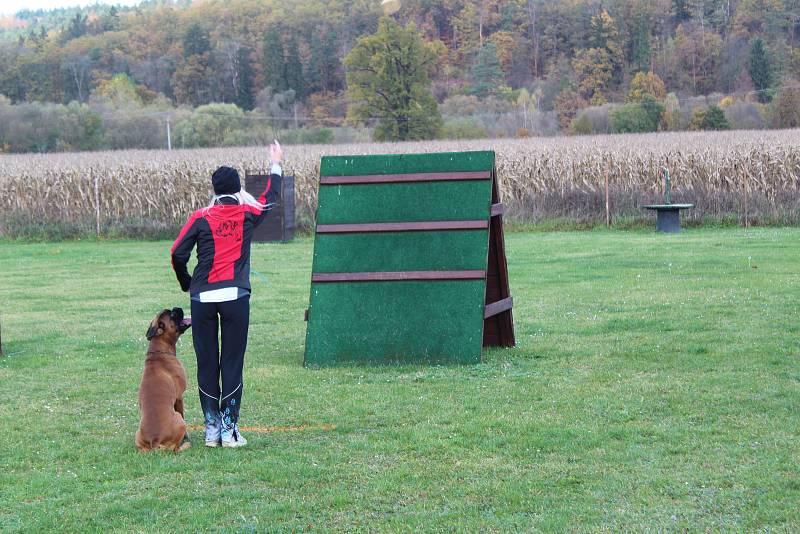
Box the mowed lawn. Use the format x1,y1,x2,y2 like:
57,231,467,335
0,228,798,532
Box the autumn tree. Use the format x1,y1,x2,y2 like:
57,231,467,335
589,9,624,84
663,92,685,130
92,73,144,107
453,2,481,66
61,50,91,103
572,47,613,104
172,23,213,106
627,72,667,102
1,0,799,148
487,30,516,75
554,88,587,129
345,18,442,141
175,103,246,148
674,22,723,94
172,55,211,107
771,84,800,128
732,0,787,38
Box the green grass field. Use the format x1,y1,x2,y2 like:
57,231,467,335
1,228,798,532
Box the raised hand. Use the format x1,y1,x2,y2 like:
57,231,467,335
269,139,283,165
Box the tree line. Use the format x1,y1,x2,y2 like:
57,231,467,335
0,0,798,152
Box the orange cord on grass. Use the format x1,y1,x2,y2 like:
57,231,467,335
187,423,336,433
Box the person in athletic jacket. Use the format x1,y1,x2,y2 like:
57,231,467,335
171,140,283,448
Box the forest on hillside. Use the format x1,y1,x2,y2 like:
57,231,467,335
0,0,799,152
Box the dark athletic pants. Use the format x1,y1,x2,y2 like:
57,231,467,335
191,295,249,431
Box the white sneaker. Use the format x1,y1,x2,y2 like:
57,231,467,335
204,412,222,447
221,426,247,448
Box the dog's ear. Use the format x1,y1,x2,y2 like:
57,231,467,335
146,310,168,340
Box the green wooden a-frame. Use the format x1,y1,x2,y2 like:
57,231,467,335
304,151,514,366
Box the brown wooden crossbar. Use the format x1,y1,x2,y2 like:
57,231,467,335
491,203,504,217
312,270,486,283
316,220,488,233
484,297,513,319
319,171,491,185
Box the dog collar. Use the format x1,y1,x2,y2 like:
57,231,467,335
147,350,176,357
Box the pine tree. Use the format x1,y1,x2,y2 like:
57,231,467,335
345,18,442,141
307,27,342,94
321,31,343,92
63,13,88,42
182,23,211,58
234,46,255,111
100,6,120,32
630,10,652,72
306,30,323,95
748,38,773,103
470,43,505,98
696,105,731,130
673,0,693,22
284,33,304,99
263,24,288,93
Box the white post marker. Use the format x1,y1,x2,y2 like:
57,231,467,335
381,0,401,15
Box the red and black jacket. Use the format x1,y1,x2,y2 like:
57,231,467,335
170,175,279,294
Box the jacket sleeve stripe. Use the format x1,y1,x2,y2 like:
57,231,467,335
257,176,272,205
248,173,280,227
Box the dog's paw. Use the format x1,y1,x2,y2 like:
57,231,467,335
177,434,191,452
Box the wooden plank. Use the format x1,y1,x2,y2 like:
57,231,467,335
312,270,486,282
320,171,491,185
316,220,488,234
483,166,515,348
484,297,513,319
320,151,495,177
491,203,504,217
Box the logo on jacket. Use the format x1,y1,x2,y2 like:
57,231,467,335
215,220,241,240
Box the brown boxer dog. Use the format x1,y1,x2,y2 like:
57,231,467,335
135,308,192,452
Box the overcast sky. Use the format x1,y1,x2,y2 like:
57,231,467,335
1,1,143,17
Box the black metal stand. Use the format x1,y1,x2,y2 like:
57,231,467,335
642,204,694,233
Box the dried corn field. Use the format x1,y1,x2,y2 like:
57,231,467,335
1,129,799,237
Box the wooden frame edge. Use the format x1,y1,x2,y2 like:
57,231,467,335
320,171,492,185
312,270,486,282
316,220,489,233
